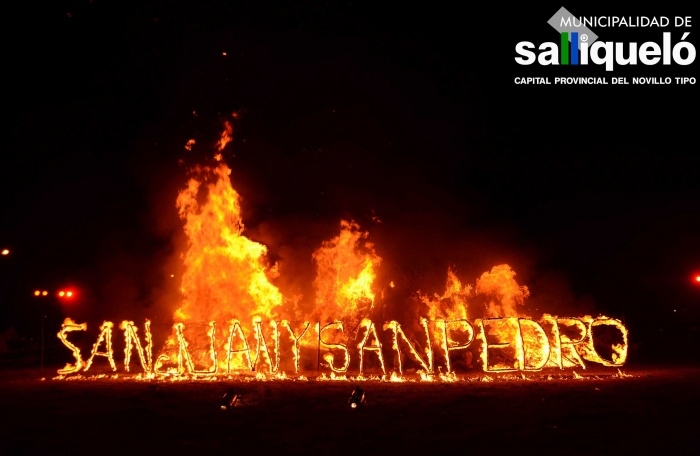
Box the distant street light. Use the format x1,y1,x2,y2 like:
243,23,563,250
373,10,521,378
1,249,9,255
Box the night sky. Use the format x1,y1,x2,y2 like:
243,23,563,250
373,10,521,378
1,1,698,359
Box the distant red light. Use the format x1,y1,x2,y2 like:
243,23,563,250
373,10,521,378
696,276,700,283
57,289,76,299
56,287,78,300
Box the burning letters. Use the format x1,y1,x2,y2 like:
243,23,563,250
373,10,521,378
55,122,629,380
56,313,627,378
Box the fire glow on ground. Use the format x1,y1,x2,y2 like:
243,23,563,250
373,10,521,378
1,366,700,452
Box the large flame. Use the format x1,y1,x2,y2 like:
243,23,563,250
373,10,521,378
312,220,382,331
130,122,627,380
476,264,530,317
420,264,529,321
174,125,284,326
50,117,631,381
421,266,472,321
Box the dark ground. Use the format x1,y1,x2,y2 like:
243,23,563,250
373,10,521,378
1,364,699,454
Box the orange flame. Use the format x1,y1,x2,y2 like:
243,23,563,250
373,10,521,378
422,266,472,321
421,264,529,321
476,264,530,317
311,220,381,330
217,120,233,152
129,122,630,380
174,127,284,326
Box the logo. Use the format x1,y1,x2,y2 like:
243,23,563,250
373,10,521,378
515,7,696,71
